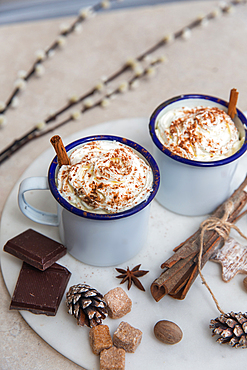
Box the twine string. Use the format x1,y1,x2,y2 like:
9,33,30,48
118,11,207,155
198,201,247,314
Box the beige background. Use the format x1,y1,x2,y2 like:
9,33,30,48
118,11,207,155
1,1,247,369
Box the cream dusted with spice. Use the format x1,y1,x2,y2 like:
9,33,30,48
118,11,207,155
57,140,153,213
155,106,244,161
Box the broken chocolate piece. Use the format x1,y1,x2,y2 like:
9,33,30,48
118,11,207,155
4,229,66,270
10,262,71,315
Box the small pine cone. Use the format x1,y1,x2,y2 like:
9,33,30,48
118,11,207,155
210,311,247,348
66,284,108,328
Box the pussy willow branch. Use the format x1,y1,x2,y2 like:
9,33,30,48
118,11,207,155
0,0,246,165
0,58,163,160
0,0,121,114
39,58,163,134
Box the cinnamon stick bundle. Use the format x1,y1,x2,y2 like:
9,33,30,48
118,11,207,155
151,175,247,302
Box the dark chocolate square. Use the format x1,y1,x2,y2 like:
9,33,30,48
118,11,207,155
10,262,71,316
4,229,66,270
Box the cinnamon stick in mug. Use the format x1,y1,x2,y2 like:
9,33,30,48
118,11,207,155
50,135,70,166
228,88,239,119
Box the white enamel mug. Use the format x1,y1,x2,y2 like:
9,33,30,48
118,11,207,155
149,94,247,216
18,135,160,267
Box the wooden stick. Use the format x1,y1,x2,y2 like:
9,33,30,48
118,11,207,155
50,135,70,166
228,88,239,119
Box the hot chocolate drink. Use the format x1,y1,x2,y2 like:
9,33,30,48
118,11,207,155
155,106,243,161
57,140,153,214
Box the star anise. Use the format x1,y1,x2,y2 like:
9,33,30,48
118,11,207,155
115,264,149,291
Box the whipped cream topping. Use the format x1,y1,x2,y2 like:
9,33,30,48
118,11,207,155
155,106,244,161
57,140,153,213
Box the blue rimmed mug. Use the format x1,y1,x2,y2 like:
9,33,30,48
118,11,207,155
149,94,247,216
18,135,160,266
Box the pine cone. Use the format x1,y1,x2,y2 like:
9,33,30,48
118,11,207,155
66,284,108,328
210,311,247,348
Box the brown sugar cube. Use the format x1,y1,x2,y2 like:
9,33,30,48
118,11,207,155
104,287,132,319
113,321,142,353
89,324,113,355
100,346,125,370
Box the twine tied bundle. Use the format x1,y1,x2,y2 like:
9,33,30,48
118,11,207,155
198,201,247,314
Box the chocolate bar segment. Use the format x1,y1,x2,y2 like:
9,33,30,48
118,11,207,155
4,229,66,270
10,262,71,316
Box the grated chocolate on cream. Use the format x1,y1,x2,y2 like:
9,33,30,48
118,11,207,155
155,106,244,161
57,140,153,213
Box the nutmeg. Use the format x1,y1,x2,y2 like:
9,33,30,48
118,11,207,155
154,320,183,345
243,276,247,292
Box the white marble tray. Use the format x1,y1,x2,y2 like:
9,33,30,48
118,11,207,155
1,117,247,370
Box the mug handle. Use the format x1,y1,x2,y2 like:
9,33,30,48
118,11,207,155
18,176,59,226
